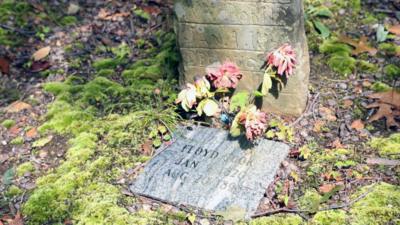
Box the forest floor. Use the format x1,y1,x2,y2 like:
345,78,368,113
0,0,399,225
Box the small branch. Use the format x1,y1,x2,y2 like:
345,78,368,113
251,208,309,219
0,24,35,36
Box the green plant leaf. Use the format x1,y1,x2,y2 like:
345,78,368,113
314,20,330,38
253,91,264,97
261,70,272,95
376,24,388,43
229,91,249,112
187,213,196,225
2,167,14,185
313,7,333,18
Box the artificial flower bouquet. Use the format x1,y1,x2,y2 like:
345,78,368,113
175,43,297,141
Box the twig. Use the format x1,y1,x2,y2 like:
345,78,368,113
0,24,35,36
251,208,309,219
290,92,319,127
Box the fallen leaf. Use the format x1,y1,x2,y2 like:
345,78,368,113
8,126,21,136
140,140,153,156
331,139,344,149
32,46,51,61
351,119,365,131
32,135,53,148
5,101,32,113
0,154,9,163
8,212,23,225
313,120,326,133
388,24,400,36
366,90,400,128
338,35,378,56
319,107,337,121
366,158,400,166
319,183,336,194
26,127,38,138
97,8,130,21
343,99,353,108
31,61,51,72
141,6,161,16
0,57,10,74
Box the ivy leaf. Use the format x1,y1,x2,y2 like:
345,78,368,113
187,213,196,225
261,70,272,95
229,91,249,112
314,20,330,38
376,24,389,43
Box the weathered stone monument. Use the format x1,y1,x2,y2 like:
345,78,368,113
130,126,290,218
174,0,310,116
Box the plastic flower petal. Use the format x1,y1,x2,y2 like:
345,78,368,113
238,105,267,141
266,43,297,77
194,76,211,98
175,83,197,111
206,61,243,89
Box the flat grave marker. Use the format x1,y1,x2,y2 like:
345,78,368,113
130,126,290,218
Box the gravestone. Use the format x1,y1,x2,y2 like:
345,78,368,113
130,126,290,218
174,0,310,116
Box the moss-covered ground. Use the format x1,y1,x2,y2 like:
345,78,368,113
0,0,399,224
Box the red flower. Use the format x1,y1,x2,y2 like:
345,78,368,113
266,43,297,77
238,105,267,141
206,61,243,89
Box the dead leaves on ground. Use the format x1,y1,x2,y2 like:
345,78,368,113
366,90,400,129
5,101,32,113
32,46,51,61
97,8,130,21
0,57,10,74
338,35,378,56
388,24,400,36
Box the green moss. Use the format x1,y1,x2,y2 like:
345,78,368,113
6,185,23,197
370,134,400,159
361,12,378,24
16,162,35,176
133,9,150,21
10,136,24,145
250,214,304,225
2,119,15,129
378,43,400,55
298,189,322,213
93,58,124,70
319,38,356,76
358,60,378,73
97,69,115,77
60,16,78,26
349,183,400,225
370,82,391,92
384,64,400,80
312,210,347,225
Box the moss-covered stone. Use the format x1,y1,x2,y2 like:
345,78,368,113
349,183,400,225
16,162,35,176
319,38,356,76
1,119,15,129
378,43,400,56
370,82,391,92
250,214,304,225
370,134,400,159
298,189,322,213
6,185,23,198
384,64,400,80
97,69,115,77
93,58,124,70
358,60,378,73
311,210,347,225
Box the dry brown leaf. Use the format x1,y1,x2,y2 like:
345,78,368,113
368,90,400,109
7,212,23,225
32,46,51,61
97,8,130,21
338,35,378,56
0,57,10,74
351,119,365,131
140,140,153,156
319,184,336,194
26,127,38,138
388,24,400,36
366,102,400,128
313,120,326,133
331,138,344,149
5,101,32,113
343,99,353,108
142,6,161,16
319,107,337,121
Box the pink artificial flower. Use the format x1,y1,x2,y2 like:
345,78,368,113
206,61,243,89
175,83,197,112
238,105,267,141
266,43,297,77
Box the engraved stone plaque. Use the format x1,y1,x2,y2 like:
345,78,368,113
174,0,310,116
130,126,290,218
